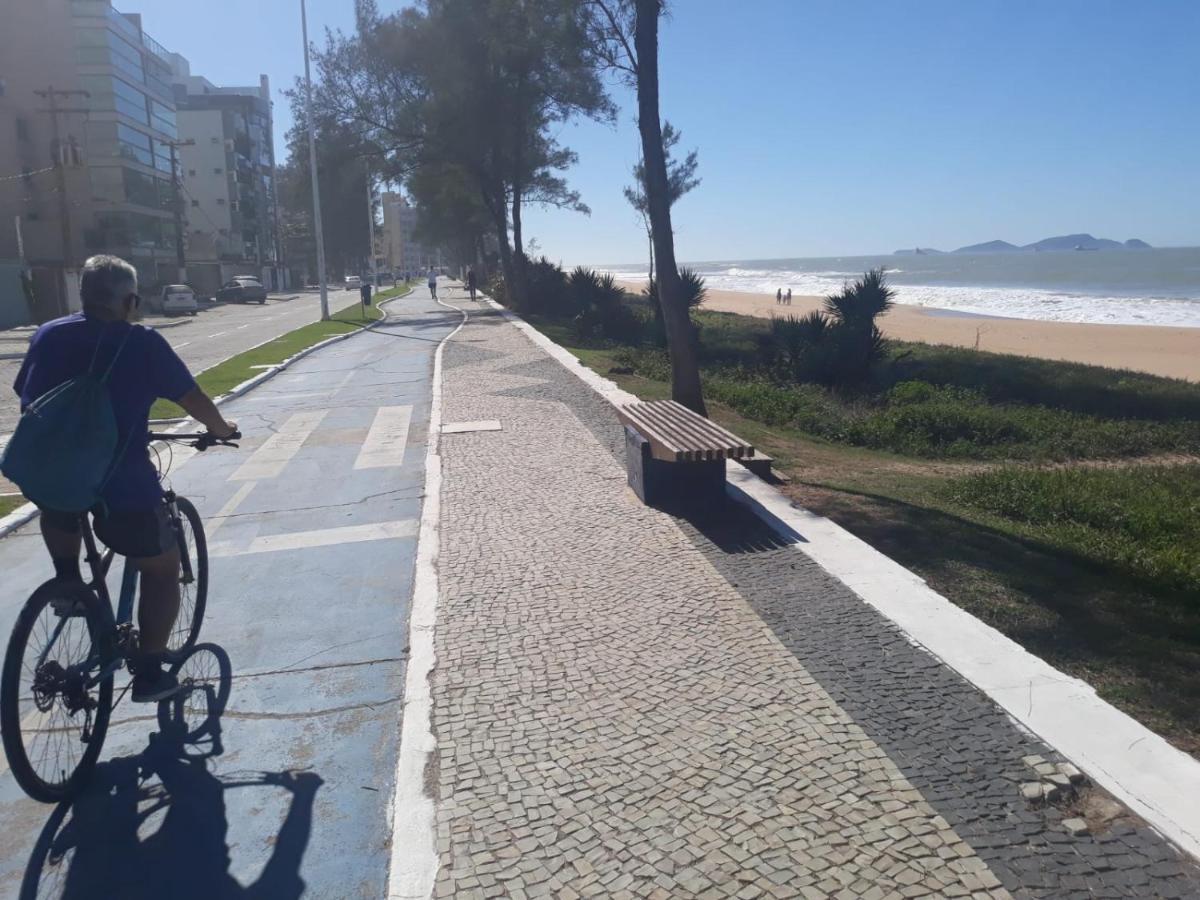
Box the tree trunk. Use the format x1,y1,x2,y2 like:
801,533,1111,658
481,184,516,299
634,0,706,415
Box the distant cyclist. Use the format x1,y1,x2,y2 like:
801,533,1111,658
427,267,438,300
12,255,237,701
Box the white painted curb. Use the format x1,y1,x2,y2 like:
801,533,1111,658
0,289,416,541
493,298,1200,864
386,291,469,899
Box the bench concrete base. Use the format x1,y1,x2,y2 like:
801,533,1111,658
624,425,726,507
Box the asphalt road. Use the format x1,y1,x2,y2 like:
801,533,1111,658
0,288,372,439
0,289,457,897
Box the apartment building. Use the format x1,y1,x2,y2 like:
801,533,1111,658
0,0,183,320
170,57,283,295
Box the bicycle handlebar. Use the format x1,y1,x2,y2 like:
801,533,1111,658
148,430,241,450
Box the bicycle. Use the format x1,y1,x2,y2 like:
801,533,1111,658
0,430,239,803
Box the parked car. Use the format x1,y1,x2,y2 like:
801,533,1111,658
217,276,268,304
160,284,198,316
345,275,362,292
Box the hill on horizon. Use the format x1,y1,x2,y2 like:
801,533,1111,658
897,234,1157,254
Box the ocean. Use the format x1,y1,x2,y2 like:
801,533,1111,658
603,247,1200,328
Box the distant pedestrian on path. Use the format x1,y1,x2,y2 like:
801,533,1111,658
466,267,478,302
427,268,438,300
360,281,372,310
776,288,782,305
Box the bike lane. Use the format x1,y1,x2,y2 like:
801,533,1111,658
0,291,458,898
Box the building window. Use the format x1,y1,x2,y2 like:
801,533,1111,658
214,167,223,175
187,168,195,176
116,122,153,167
216,198,226,205
191,199,199,207
211,137,220,144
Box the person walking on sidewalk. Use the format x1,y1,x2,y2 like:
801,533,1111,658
466,267,478,302
9,255,238,702
427,268,438,300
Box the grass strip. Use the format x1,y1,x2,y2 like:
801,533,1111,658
0,495,25,518
150,287,411,420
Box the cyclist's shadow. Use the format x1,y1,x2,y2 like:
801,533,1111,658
19,644,324,900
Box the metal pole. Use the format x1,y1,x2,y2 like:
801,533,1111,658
364,158,377,287
43,88,72,317
301,0,330,320
166,140,194,282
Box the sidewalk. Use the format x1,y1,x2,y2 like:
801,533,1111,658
428,289,1200,899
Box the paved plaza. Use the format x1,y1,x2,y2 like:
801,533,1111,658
430,292,1200,899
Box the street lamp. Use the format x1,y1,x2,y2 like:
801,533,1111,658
300,0,330,320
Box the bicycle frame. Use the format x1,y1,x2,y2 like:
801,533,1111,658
33,492,194,692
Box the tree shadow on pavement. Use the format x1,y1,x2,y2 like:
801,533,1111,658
19,644,324,900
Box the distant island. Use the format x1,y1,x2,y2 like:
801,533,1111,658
895,234,1152,255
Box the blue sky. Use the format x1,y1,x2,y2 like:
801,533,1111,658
132,0,1199,264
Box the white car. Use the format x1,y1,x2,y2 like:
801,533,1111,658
160,284,198,316
345,275,362,291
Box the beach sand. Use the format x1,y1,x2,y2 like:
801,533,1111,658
619,282,1200,382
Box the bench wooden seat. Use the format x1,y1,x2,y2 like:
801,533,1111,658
617,400,753,463
617,400,761,505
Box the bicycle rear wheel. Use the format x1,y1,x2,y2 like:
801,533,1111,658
167,496,208,654
0,581,114,803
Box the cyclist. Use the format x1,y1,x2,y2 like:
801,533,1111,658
12,255,237,702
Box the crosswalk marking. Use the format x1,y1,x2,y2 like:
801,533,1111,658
354,405,413,469
229,409,328,481
209,519,417,557
204,482,256,541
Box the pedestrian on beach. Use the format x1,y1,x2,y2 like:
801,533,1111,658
427,268,438,300
776,288,782,305
786,288,792,305
466,267,478,302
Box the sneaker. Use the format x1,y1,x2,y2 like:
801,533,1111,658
131,668,182,703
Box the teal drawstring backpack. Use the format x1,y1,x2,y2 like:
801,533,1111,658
1,327,135,513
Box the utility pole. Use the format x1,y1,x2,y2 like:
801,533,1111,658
301,0,330,320
364,157,376,287
162,137,196,283
34,86,89,316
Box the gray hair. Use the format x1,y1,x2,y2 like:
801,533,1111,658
80,254,138,311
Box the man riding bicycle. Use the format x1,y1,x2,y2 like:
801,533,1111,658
12,255,237,702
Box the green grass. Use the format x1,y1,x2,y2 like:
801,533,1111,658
0,495,25,518
945,465,1200,599
150,288,410,420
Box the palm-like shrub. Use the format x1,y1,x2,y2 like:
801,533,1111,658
760,269,894,386
678,267,708,309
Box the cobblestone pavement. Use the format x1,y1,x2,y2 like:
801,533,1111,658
431,292,1200,899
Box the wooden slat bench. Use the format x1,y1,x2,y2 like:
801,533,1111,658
617,400,760,505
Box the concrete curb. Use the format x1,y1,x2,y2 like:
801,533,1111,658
487,296,1200,865
0,288,416,542
386,291,467,900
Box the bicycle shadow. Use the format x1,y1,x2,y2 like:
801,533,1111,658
19,644,324,900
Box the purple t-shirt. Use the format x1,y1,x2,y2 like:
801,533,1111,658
13,313,196,511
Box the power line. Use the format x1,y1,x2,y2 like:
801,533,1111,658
0,165,55,183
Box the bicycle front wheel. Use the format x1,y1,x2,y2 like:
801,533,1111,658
168,496,208,654
0,581,114,803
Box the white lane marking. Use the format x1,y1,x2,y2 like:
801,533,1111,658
203,482,255,542
355,405,413,469
237,324,251,330
441,420,500,434
208,331,228,338
238,391,328,403
209,519,416,557
229,409,328,481
174,341,192,349
387,294,466,900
